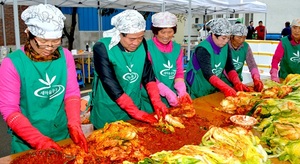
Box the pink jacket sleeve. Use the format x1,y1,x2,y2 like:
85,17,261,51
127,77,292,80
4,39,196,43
271,41,284,70
0,58,21,121
175,49,184,79
63,48,80,99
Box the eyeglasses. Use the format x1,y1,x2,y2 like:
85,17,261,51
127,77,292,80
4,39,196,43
34,38,61,49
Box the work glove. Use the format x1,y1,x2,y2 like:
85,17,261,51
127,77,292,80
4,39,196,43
65,96,88,153
251,68,264,92
209,75,237,97
157,82,178,107
146,82,169,120
174,81,192,104
253,78,264,92
116,93,158,124
6,112,61,150
270,68,280,83
227,70,250,92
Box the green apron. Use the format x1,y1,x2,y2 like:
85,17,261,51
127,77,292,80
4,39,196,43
279,37,300,79
221,42,248,85
8,47,68,153
89,38,149,129
141,40,180,109
185,40,228,99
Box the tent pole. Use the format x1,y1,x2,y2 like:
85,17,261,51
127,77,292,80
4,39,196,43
264,13,267,40
13,0,20,49
98,0,102,38
1,4,6,46
186,0,192,60
161,0,165,12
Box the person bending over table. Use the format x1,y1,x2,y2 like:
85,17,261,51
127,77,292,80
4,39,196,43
89,10,168,129
141,11,192,110
221,23,263,92
185,18,250,99
0,4,87,154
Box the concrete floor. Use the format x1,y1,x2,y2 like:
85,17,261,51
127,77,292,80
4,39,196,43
0,81,92,158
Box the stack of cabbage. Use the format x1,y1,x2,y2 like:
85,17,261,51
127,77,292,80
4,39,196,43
135,126,270,164
255,74,300,164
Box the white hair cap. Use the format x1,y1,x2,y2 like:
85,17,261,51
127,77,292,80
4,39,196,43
152,11,177,28
21,4,65,39
210,18,231,36
231,24,248,36
103,9,146,50
291,18,300,26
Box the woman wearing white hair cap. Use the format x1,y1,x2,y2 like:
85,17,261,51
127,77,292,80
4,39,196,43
221,24,263,92
89,9,168,129
0,4,88,153
185,18,250,98
141,11,192,110
270,18,300,82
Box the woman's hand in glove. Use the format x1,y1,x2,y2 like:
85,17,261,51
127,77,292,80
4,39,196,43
65,96,88,153
6,112,61,151
233,83,250,92
157,82,178,107
227,70,250,92
209,75,237,97
68,125,88,152
270,68,280,83
146,82,169,120
253,78,264,92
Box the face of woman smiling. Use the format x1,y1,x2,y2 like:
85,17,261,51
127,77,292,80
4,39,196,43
156,28,175,45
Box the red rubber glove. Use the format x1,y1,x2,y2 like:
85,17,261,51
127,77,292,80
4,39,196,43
253,78,264,92
145,82,169,120
65,96,88,153
209,75,237,97
157,82,178,106
251,68,264,92
6,112,61,150
270,68,280,83
227,70,250,92
116,93,158,124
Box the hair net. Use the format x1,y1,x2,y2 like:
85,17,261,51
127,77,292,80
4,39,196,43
152,11,177,28
21,4,65,39
291,18,300,26
210,18,231,36
103,9,146,50
231,24,248,36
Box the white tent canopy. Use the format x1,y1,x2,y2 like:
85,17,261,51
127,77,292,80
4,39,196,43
1,0,267,13
1,0,267,51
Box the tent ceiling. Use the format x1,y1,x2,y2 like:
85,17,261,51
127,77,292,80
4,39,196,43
0,0,267,14
0,0,267,49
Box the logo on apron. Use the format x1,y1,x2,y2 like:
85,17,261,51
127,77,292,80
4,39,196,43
160,60,176,79
290,50,300,63
123,64,139,83
212,62,223,76
233,56,244,70
34,73,65,100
